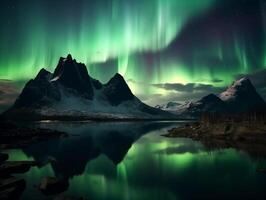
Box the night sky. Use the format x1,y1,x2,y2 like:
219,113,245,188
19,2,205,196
1,0,266,111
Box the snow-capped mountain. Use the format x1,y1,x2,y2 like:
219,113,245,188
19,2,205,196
3,55,175,120
155,102,181,111
157,77,266,118
163,94,227,118
219,77,266,112
180,94,227,117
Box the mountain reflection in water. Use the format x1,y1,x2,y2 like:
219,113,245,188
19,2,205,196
5,121,266,200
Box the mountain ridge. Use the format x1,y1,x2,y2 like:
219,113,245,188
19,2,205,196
157,77,266,118
2,55,176,120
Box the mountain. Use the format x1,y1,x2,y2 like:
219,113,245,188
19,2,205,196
181,94,227,117
158,77,266,118
155,102,181,110
219,77,266,112
165,94,227,118
3,55,175,120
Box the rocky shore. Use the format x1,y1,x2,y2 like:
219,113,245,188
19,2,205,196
164,121,266,157
0,122,68,199
0,152,37,199
165,122,266,140
0,121,67,149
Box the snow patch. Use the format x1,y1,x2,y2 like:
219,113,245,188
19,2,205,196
50,76,60,82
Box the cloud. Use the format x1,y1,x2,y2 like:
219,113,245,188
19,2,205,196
152,82,224,94
127,79,225,106
211,78,223,83
127,79,226,106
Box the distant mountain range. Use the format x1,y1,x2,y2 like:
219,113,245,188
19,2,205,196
155,102,181,110
2,55,175,120
157,77,266,118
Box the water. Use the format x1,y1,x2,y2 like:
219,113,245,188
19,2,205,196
4,121,266,200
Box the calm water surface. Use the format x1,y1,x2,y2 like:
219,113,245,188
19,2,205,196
5,121,266,200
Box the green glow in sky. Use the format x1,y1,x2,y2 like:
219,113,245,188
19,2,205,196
0,0,215,82
1,0,265,105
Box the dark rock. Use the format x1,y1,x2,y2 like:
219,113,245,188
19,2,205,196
103,73,134,106
0,176,25,192
0,122,67,149
12,68,60,109
0,176,26,200
39,176,69,195
53,54,94,99
185,94,227,117
0,161,37,176
0,154,8,163
256,168,266,173
54,195,87,200
91,78,102,90
220,77,266,113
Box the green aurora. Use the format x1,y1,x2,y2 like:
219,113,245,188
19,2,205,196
1,0,266,105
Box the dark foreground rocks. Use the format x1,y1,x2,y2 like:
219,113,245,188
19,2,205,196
39,176,69,195
0,159,37,200
0,122,68,199
0,121,67,149
0,153,8,163
0,161,37,176
0,176,26,200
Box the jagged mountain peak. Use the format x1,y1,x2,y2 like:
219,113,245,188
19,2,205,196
53,54,88,78
66,53,73,60
35,68,52,80
107,73,126,85
234,76,250,84
220,77,255,101
3,55,175,120
52,55,94,98
219,77,266,112
58,54,73,63
104,73,134,106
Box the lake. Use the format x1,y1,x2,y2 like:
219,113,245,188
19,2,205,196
4,121,266,200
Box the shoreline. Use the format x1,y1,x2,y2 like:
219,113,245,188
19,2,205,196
164,121,266,140
0,116,196,122
0,122,67,149
163,121,266,157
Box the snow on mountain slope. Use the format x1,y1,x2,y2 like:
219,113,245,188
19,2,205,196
157,77,266,118
219,77,266,112
3,55,176,120
220,77,250,101
155,102,181,111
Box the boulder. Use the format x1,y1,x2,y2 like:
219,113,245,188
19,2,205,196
0,161,37,176
0,154,8,163
39,176,69,195
0,176,26,200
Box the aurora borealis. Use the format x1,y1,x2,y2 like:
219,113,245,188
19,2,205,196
1,0,266,109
